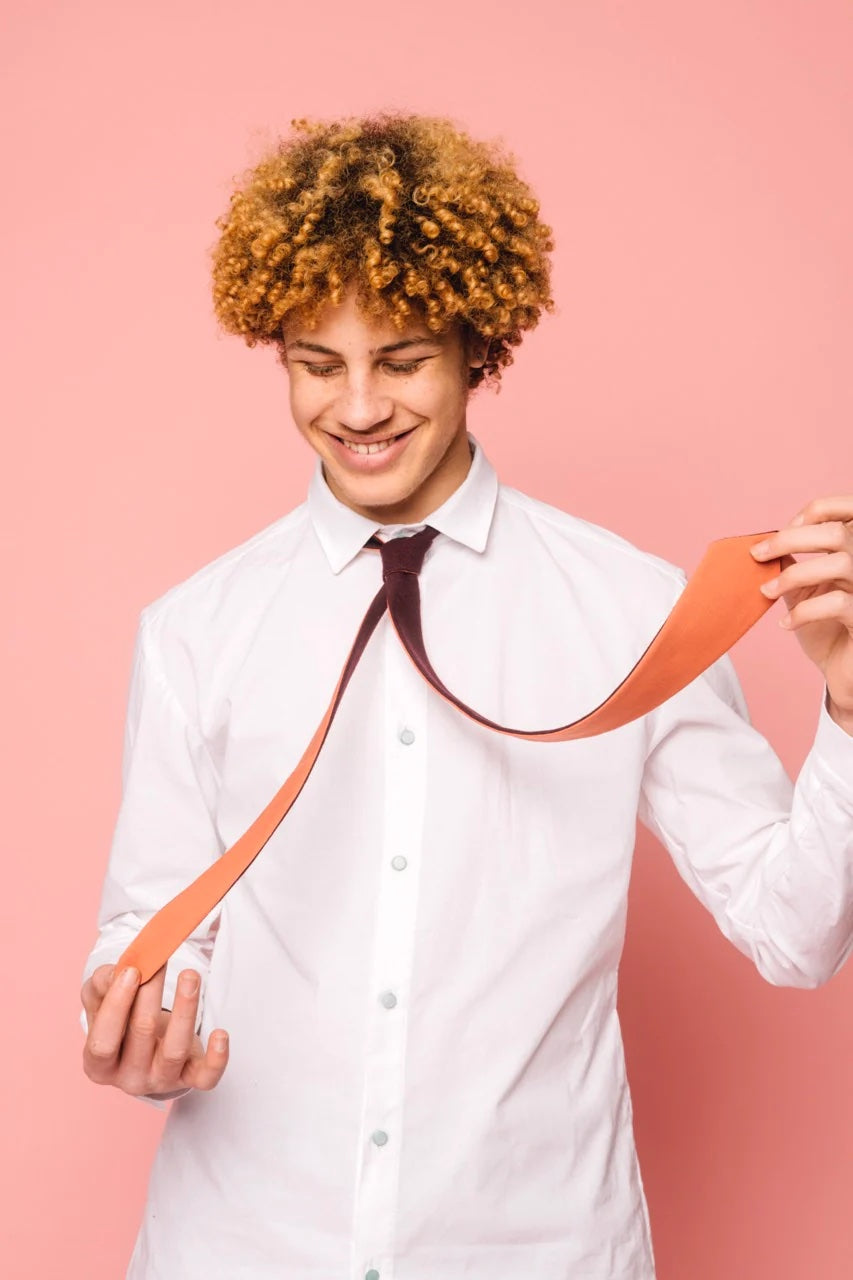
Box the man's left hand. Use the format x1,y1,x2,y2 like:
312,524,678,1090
750,496,853,727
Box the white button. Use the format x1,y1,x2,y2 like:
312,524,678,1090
391,855,408,871
399,727,415,745
379,990,398,1009
371,1129,389,1146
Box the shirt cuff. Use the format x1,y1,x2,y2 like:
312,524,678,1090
813,687,853,796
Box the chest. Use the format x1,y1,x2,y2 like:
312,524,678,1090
204,556,649,931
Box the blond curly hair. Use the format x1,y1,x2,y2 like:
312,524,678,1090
210,112,555,390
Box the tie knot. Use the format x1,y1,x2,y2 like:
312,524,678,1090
366,525,440,578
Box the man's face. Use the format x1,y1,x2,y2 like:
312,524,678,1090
282,284,488,523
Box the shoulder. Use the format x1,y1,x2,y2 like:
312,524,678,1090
137,501,311,660
496,483,687,598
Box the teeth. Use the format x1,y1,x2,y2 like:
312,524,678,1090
341,436,395,455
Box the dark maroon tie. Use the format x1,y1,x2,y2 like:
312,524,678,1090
116,522,785,982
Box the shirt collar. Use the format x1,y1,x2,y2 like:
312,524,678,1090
307,431,499,574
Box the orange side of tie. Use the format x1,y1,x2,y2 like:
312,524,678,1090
116,531,785,984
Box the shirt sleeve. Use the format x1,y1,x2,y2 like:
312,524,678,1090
637,573,853,989
79,608,224,1107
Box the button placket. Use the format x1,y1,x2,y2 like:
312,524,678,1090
349,614,428,1277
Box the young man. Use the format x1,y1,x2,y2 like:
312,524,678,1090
80,113,853,1279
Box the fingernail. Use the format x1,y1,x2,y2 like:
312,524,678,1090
213,1033,228,1053
180,973,199,997
759,578,778,595
790,513,804,526
120,966,139,987
779,613,791,628
751,542,769,558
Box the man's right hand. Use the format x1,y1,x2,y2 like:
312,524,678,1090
81,962,229,1098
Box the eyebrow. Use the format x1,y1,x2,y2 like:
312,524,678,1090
284,336,442,357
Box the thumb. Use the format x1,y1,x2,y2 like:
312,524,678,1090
96,964,117,995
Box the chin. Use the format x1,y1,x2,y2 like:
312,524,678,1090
339,473,413,510
313,423,455,520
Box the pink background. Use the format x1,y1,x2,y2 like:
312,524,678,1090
2,1,851,1275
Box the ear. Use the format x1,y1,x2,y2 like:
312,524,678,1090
468,334,491,369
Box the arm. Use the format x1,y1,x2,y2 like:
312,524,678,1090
638,576,853,989
80,608,227,1104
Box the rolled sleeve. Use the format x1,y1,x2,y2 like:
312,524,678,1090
812,687,853,793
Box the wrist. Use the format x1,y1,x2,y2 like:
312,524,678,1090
826,692,853,736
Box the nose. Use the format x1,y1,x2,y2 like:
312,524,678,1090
332,369,395,434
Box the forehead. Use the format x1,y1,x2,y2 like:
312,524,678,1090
284,284,451,352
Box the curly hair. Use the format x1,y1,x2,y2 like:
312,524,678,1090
210,112,556,390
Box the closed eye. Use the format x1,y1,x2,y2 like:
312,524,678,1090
301,358,430,378
385,359,428,374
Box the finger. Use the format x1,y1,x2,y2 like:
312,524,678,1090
80,964,116,1027
759,549,853,600
82,964,142,1082
790,497,853,527
752,520,850,561
114,963,168,1092
150,970,203,1088
781,588,853,634
182,1029,230,1092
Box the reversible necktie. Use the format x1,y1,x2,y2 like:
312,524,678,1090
116,525,787,984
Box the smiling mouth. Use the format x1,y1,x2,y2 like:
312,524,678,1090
332,426,415,455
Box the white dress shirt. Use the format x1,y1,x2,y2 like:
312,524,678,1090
80,433,853,1280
